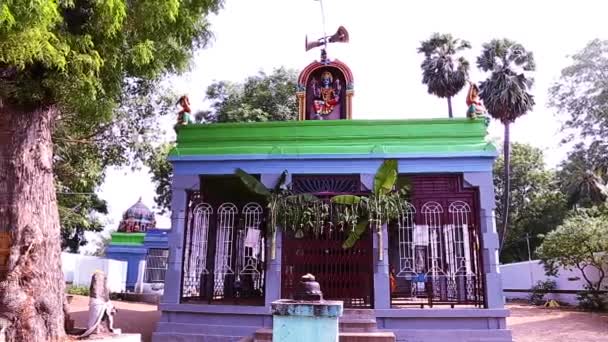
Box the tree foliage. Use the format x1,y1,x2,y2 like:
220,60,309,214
477,39,536,124
557,142,608,209
549,39,608,142
55,82,174,251
537,209,608,309
197,67,298,123
417,33,471,118
147,67,298,213
550,39,608,211
494,143,567,263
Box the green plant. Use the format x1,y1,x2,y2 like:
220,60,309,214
66,285,90,297
576,284,607,311
331,160,409,254
235,160,410,258
529,279,556,306
235,169,322,259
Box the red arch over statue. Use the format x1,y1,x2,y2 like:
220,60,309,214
297,59,354,120
298,59,354,86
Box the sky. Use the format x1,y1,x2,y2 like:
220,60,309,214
93,0,608,250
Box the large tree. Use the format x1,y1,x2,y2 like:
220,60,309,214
417,33,471,118
494,143,567,263
0,1,222,340
550,40,608,210
549,39,608,143
557,142,608,209
147,67,298,213
477,39,536,251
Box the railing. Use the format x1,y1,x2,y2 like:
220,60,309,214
144,248,169,283
181,194,266,305
389,175,485,308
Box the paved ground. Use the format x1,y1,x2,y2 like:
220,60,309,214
507,303,608,342
68,296,608,342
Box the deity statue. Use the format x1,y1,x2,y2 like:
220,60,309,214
466,81,487,119
310,71,341,120
175,95,194,128
80,271,120,338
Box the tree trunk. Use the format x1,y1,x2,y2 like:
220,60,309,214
499,122,511,253
447,97,453,118
0,101,66,341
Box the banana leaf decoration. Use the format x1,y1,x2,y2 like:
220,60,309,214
331,159,403,260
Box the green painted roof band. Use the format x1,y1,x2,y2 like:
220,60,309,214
110,232,146,246
171,118,495,157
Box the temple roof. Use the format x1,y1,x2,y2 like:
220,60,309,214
169,118,495,159
117,198,156,233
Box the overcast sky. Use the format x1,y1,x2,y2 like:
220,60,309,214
94,0,608,247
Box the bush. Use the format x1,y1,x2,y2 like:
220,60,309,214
66,285,90,296
529,279,557,305
577,284,607,311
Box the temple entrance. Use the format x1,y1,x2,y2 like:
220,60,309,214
281,228,374,308
280,174,374,308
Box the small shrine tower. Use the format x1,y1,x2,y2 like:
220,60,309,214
117,197,156,233
106,198,168,291
297,26,354,120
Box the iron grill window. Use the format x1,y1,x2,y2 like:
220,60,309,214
144,248,169,283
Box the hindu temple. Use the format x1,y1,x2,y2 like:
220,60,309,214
152,26,511,342
106,198,169,292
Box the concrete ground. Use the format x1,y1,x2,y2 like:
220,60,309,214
507,303,608,342
68,296,608,342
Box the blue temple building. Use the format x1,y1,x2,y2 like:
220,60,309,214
106,198,170,291
152,41,511,341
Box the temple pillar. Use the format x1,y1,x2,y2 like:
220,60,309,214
463,172,504,309
161,175,199,304
373,224,391,309
260,174,289,308
361,173,391,309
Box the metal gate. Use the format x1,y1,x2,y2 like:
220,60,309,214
281,228,374,308
281,174,374,308
388,174,485,308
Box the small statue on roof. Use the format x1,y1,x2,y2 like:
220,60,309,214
466,81,487,119
175,95,194,130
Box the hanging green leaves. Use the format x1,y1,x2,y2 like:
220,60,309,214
374,160,398,195
235,168,272,197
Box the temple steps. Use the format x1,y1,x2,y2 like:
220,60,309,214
250,309,396,342
339,331,397,342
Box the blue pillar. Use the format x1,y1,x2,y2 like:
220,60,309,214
464,172,504,309
161,175,199,304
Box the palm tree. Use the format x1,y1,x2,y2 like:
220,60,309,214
418,33,471,118
563,168,608,209
477,39,536,251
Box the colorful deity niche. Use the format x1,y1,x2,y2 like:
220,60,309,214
297,61,353,120
311,70,341,119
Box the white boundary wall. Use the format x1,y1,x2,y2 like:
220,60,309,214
500,259,607,305
62,252,127,293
